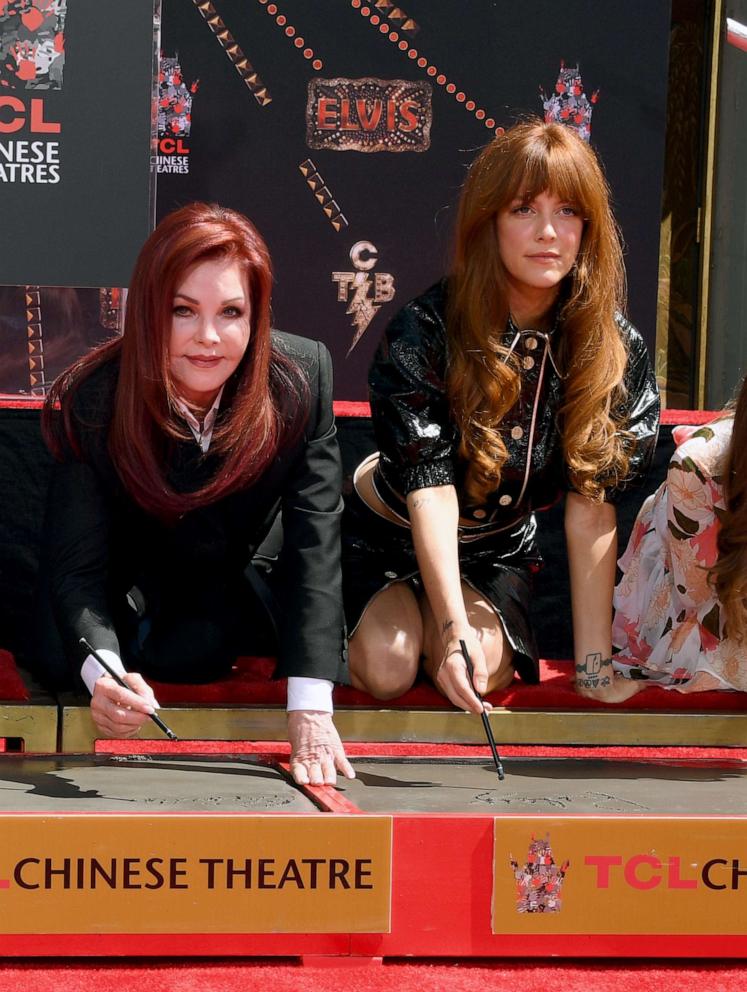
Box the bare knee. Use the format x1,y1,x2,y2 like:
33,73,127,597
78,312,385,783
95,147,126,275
348,583,423,700
349,632,420,699
485,659,514,693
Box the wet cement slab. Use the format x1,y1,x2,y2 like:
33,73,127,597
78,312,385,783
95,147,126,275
0,754,317,812
337,758,747,815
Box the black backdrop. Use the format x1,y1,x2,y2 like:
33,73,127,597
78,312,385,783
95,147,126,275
0,0,671,399
157,0,671,400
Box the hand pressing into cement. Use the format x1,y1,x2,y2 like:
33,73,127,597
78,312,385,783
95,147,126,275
91,673,159,738
287,710,356,787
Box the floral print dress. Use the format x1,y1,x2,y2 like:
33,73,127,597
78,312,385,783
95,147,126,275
612,417,746,692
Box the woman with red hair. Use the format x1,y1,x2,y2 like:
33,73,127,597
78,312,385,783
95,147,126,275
40,202,352,785
344,120,660,711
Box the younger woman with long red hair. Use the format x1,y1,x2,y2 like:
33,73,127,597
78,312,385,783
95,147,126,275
40,202,353,785
344,120,660,710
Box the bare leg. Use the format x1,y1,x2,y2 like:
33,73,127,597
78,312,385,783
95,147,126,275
348,581,423,699
421,582,515,695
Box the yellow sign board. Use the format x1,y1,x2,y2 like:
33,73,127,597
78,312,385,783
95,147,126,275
494,817,747,935
0,815,392,935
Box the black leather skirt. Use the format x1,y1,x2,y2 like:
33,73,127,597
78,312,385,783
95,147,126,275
341,490,543,684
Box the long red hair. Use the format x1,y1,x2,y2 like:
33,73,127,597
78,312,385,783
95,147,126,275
447,120,630,504
43,202,308,517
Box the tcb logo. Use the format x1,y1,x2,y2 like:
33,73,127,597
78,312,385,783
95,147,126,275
333,241,395,353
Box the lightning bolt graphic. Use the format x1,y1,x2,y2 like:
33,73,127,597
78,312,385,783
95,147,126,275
346,272,377,354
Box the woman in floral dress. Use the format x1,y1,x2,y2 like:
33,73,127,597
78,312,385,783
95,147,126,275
613,374,747,692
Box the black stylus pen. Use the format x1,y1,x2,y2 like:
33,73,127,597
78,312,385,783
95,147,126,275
459,639,504,781
80,637,178,741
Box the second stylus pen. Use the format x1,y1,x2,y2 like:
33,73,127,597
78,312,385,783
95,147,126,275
459,639,505,781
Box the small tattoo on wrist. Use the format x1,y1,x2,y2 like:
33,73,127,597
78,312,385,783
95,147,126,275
575,653,613,691
442,619,454,638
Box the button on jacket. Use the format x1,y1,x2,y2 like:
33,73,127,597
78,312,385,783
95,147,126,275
369,280,660,533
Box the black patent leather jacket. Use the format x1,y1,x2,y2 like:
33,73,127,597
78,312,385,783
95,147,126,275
369,280,660,535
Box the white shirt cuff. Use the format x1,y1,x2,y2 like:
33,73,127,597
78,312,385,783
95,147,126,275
286,677,334,713
81,650,126,696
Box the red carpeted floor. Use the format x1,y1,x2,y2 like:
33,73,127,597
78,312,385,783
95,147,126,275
1,959,747,991
79,655,747,712
7,647,747,712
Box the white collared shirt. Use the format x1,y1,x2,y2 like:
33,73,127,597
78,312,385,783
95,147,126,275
81,388,333,712
173,386,224,453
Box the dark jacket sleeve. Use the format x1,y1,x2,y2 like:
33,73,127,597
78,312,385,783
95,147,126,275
43,370,122,670
603,316,661,503
368,283,458,496
272,340,347,683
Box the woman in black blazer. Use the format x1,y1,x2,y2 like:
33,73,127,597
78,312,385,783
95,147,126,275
41,202,353,786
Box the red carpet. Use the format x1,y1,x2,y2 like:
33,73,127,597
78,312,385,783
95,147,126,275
139,656,747,712
1,959,747,991
0,650,30,701
331,404,720,425
3,647,747,712
0,396,722,423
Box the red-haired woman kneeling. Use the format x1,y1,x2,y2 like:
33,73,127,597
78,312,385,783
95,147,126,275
40,203,353,786
344,120,660,711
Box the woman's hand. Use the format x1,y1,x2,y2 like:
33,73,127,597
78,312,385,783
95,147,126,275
434,631,492,715
90,673,159,738
287,710,356,786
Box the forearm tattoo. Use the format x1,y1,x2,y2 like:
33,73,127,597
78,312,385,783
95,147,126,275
575,652,612,690
441,619,454,640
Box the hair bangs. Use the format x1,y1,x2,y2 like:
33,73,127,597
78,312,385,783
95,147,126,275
509,141,592,215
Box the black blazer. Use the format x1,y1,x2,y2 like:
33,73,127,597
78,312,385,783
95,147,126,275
41,332,348,686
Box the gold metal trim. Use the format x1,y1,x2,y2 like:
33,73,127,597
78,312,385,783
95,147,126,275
0,704,59,753
60,704,747,753
696,0,724,407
